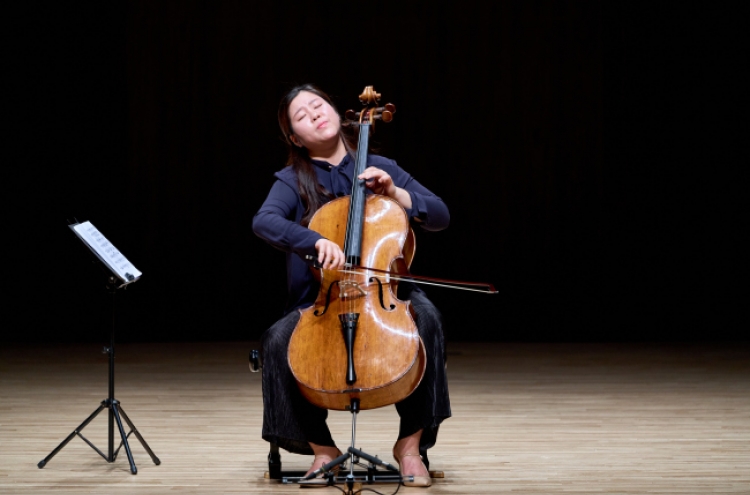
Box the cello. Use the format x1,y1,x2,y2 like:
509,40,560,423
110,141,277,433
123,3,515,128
287,86,425,412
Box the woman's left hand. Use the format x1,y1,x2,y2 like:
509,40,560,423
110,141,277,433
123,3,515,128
358,167,413,209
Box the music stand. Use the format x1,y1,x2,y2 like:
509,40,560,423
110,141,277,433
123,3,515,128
38,220,160,474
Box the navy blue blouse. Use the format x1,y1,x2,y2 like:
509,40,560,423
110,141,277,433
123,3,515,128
252,154,449,314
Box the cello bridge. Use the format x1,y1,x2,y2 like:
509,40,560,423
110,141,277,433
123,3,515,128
338,281,366,300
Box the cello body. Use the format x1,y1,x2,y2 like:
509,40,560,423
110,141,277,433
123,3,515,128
288,194,425,411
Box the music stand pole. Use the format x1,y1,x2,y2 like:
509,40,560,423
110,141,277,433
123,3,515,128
38,275,160,474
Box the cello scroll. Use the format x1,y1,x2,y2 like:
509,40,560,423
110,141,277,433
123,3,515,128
344,86,396,125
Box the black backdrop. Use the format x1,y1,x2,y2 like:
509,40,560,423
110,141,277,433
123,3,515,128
6,1,744,343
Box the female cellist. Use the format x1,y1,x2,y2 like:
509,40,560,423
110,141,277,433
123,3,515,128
253,84,450,487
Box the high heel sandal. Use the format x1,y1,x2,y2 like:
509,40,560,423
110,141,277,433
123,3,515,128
393,451,432,487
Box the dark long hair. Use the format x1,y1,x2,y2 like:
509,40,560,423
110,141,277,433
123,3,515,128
278,84,357,226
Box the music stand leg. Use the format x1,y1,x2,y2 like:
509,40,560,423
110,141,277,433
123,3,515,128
111,400,137,474
117,403,161,466
37,403,107,469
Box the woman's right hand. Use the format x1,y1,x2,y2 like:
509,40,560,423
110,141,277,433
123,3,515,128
314,239,346,270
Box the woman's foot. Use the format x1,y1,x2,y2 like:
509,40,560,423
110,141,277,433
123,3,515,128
305,444,342,478
393,431,431,487
394,453,431,487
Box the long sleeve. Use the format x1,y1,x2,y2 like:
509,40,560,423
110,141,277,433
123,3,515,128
382,160,450,232
252,179,322,259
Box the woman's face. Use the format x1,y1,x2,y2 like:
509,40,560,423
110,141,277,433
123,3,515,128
287,90,341,151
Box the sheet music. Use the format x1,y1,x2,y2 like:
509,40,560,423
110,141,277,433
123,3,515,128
71,221,142,284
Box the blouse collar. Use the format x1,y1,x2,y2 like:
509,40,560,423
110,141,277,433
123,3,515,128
311,153,353,171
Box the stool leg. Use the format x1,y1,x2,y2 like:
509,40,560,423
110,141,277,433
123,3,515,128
419,446,430,470
268,442,281,479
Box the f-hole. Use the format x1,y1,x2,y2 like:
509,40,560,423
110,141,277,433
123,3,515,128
370,277,395,311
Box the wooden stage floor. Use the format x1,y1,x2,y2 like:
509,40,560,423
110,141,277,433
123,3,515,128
1,341,749,494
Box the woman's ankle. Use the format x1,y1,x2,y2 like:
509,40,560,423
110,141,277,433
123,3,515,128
393,429,423,460
309,442,340,459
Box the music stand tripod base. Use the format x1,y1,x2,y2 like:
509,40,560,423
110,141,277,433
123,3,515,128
38,270,160,474
37,397,160,474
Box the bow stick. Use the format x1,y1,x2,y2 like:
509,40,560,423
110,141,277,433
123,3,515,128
305,256,497,294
